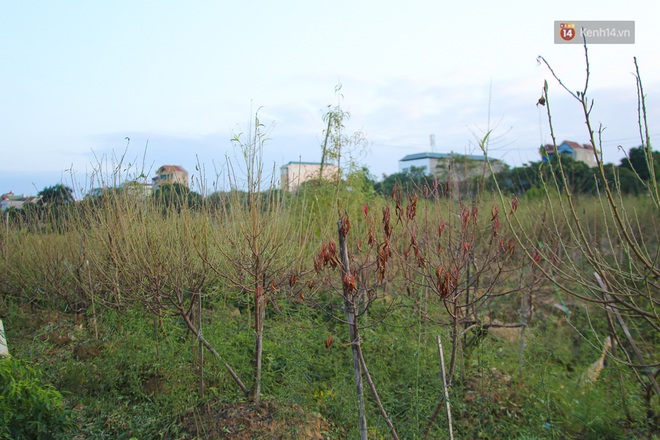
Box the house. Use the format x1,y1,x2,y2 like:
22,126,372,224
120,181,153,198
542,141,597,167
86,181,153,200
398,152,505,181
1,192,40,211
280,161,340,191
152,165,189,190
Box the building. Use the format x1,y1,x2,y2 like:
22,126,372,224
86,180,153,201
1,192,40,211
280,161,340,191
542,141,597,167
121,181,153,198
152,165,189,190
398,152,505,181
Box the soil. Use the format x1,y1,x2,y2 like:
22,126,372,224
179,400,330,439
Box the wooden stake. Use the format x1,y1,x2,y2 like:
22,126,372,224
437,335,454,440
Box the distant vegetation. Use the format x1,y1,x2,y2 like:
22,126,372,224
374,145,658,198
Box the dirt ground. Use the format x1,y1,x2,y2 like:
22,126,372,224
179,400,331,439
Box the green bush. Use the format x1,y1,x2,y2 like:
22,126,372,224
0,357,75,439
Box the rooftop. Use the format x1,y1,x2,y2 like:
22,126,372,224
156,165,188,172
543,140,594,152
281,161,333,167
400,152,496,162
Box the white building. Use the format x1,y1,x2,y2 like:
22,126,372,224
399,152,505,181
542,141,598,167
280,161,340,191
1,192,40,211
152,165,189,189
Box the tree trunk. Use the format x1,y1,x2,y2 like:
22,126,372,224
437,335,455,440
338,218,368,440
253,281,265,404
356,332,399,439
178,306,248,396
198,292,205,398
319,116,332,180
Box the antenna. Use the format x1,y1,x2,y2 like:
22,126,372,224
430,134,436,152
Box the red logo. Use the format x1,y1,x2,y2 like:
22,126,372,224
559,23,576,41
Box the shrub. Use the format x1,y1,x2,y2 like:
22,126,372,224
0,357,75,439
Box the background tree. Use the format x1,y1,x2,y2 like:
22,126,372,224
375,166,435,198
620,145,660,182
318,84,368,184
544,154,596,194
152,183,202,213
38,184,75,206
486,149,653,198
602,164,645,195
35,184,78,233
486,162,543,195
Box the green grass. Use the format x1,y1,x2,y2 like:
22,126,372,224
2,292,654,438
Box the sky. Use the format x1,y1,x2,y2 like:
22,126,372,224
2,1,659,197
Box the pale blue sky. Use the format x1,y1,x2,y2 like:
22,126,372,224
2,1,659,196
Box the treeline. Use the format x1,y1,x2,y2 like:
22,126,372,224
4,146,657,229
4,183,277,224
374,146,660,198
491,145,659,196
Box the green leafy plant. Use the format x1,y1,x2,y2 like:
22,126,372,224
0,357,75,439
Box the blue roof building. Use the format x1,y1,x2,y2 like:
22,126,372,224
398,152,505,181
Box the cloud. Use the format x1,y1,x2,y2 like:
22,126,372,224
3,59,658,198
